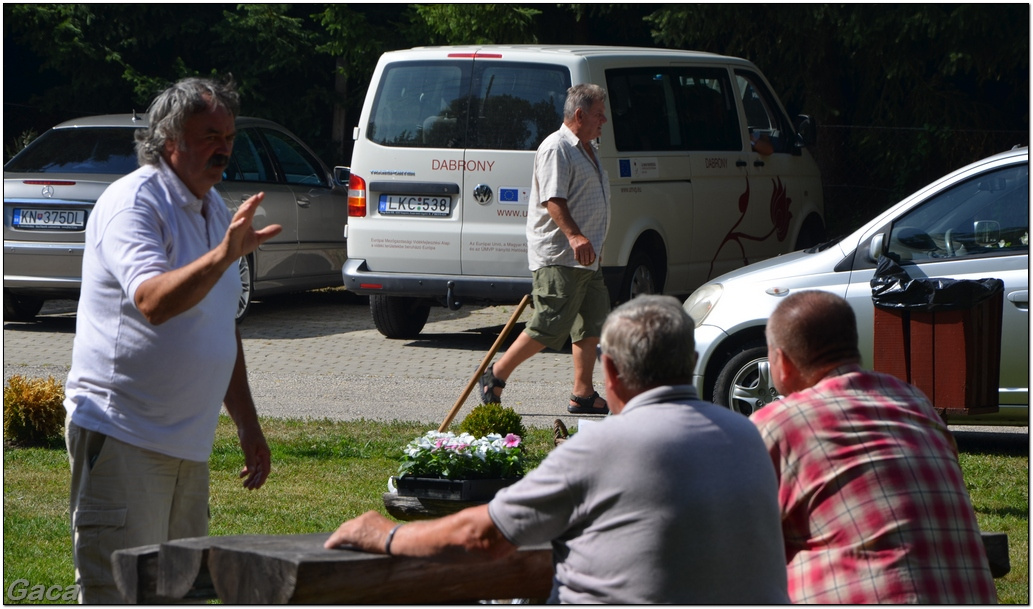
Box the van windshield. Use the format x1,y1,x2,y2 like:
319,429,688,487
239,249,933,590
367,60,570,151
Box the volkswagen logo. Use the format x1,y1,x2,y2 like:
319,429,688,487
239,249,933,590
41,185,55,198
473,184,493,205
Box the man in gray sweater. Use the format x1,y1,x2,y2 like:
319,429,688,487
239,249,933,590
326,295,788,603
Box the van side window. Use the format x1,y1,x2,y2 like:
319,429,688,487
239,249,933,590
734,71,796,154
606,67,742,152
887,164,1029,263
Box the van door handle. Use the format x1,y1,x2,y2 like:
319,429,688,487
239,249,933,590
1007,290,1028,311
754,160,765,167
736,160,747,168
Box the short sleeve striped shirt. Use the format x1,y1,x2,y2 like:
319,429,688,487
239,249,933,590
750,365,997,604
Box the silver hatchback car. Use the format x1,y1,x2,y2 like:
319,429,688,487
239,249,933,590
684,146,1028,426
4,114,350,321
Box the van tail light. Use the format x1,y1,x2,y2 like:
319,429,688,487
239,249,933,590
348,173,367,217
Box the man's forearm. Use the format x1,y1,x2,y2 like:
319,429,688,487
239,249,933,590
223,330,260,429
133,242,236,325
325,506,517,561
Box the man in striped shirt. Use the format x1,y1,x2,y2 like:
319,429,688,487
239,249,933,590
751,290,997,603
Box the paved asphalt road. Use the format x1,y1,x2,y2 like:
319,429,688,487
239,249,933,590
4,289,1028,447
3,289,599,430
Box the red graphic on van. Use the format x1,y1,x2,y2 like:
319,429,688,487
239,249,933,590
708,177,793,279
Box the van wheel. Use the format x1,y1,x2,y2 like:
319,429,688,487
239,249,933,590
236,256,253,323
713,341,781,416
371,295,431,339
3,291,44,321
618,250,657,303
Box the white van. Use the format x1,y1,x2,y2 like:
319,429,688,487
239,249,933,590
344,45,824,338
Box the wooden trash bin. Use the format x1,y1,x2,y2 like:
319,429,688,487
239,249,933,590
872,269,1004,417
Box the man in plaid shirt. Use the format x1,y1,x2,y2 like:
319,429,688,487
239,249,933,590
751,290,997,603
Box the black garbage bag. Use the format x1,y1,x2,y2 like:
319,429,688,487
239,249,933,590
869,255,1004,312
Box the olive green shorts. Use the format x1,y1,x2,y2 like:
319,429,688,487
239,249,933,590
525,266,610,351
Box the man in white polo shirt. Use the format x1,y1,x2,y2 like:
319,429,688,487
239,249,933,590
64,77,281,603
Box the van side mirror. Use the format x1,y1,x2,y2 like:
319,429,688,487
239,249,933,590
334,166,351,187
795,114,817,147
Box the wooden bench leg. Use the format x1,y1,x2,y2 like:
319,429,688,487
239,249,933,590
112,541,218,603
982,532,1010,579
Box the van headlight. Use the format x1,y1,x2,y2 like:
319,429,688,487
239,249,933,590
683,283,723,327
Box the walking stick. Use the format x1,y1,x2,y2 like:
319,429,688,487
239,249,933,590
438,294,531,432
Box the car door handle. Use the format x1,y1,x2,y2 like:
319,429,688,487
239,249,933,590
296,196,310,208
754,160,765,168
1007,290,1028,311
736,160,747,168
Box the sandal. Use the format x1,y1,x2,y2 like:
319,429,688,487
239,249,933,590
567,391,609,415
479,363,506,404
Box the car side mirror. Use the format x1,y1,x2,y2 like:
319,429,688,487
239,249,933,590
334,166,351,187
795,114,817,147
867,232,885,262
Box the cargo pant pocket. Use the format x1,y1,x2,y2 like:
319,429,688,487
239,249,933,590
73,506,127,590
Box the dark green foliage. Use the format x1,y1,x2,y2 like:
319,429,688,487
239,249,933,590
2,4,1027,236
459,403,526,439
4,376,65,447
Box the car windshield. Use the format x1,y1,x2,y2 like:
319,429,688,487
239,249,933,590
5,127,139,174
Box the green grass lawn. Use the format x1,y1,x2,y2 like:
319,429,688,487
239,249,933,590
3,417,1028,603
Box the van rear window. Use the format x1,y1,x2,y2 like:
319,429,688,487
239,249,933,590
607,67,743,152
368,61,570,151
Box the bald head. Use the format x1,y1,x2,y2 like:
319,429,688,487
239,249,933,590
766,291,860,382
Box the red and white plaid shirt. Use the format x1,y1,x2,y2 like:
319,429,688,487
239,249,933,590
750,365,997,604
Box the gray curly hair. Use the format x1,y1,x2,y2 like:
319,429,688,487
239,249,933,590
135,77,240,166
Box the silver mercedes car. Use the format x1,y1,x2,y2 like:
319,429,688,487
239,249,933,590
4,113,350,321
684,146,1028,426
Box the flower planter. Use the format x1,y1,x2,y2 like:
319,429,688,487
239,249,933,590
394,476,520,502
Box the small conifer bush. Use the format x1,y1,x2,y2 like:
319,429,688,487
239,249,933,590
459,403,526,439
4,375,65,446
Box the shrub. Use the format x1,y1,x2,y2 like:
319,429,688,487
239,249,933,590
4,375,65,446
459,403,526,439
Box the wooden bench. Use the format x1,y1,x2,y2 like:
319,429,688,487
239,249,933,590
113,531,1010,603
113,533,553,604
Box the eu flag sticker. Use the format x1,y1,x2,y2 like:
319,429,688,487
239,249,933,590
619,159,631,178
498,187,528,204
